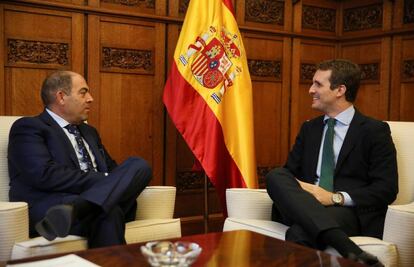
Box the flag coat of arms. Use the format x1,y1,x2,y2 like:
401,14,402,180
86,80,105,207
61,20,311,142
163,0,258,212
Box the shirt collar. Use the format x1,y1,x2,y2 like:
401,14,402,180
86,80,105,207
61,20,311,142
324,105,355,126
46,108,70,128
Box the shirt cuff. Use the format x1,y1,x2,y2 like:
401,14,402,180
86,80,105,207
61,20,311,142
339,191,355,206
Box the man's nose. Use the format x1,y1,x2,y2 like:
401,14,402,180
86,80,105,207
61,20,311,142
309,85,315,94
86,92,94,102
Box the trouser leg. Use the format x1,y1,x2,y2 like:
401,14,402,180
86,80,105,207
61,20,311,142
266,168,362,256
266,168,341,240
117,158,152,222
283,207,360,249
66,158,151,241
86,206,126,248
79,157,152,214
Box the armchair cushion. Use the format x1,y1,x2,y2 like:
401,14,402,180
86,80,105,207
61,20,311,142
136,186,177,219
125,218,181,244
383,203,414,267
11,235,87,260
224,218,287,240
225,188,272,220
0,202,29,260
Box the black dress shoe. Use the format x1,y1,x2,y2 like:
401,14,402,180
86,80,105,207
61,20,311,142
347,251,384,267
35,205,74,241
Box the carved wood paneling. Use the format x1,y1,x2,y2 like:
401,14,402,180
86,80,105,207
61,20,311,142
176,171,214,191
179,0,190,15
176,166,279,191
300,62,380,83
247,59,281,80
343,4,383,32
7,39,69,67
300,63,317,82
402,59,414,81
101,0,155,9
101,47,153,73
404,0,414,24
302,5,336,32
245,0,284,25
360,63,380,82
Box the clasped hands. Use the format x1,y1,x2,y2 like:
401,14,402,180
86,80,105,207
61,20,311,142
296,179,334,206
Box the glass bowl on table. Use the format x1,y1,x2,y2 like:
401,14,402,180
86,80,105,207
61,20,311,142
141,240,202,266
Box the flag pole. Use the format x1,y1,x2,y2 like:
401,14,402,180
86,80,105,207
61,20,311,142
203,173,209,233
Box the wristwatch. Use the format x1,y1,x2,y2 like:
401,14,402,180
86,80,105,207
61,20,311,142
332,192,344,206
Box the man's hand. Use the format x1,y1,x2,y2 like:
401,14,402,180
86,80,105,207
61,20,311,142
296,179,334,206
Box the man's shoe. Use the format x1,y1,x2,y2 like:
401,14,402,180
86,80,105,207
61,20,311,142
347,251,384,267
35,205,74,241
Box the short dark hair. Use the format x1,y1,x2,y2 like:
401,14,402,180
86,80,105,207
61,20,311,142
40,71,73,106
317,59,361,102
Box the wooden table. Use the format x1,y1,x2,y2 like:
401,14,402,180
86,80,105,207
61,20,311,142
6,230,364,266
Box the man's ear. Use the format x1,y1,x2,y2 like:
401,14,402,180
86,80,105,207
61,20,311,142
55,90,66,105
337,85,347,98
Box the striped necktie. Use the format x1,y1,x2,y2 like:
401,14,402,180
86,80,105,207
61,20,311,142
65,124,95,172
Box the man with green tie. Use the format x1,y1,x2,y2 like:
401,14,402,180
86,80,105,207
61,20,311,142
266,59,398,266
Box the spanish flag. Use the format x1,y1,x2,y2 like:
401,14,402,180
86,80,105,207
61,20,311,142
163,0,257,212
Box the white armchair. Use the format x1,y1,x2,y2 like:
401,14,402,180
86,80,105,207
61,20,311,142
0,116,181,261
224,121,414,267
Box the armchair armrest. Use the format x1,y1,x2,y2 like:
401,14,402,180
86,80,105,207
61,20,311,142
135,186,176,220
0,202,29,261
383,202,414,267
226,188,273,220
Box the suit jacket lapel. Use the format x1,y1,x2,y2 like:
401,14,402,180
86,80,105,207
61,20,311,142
78,124,107,172
39,110,80,168
335,110,365,175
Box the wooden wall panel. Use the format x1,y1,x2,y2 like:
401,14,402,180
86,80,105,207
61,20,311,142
1,4,84,115
95,0,166,15
243,34,290,183
390,36,414,121
164,24,179,187
46,0,85,4
399,37,414,121
290,39,336,144
295,0,339,36
98,0,156,14
340,0,389,37
236,0,292,32
340,39,390,120
87,16,165,185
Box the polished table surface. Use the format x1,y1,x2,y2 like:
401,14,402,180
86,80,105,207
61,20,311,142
6,230,364,266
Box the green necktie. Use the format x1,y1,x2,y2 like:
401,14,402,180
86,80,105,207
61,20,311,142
319,118,336,191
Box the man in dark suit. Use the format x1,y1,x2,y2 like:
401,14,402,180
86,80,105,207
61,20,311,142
266,59,398,266
8,71,152,248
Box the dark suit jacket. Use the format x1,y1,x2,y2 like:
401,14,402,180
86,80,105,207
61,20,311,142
8,110,118,232
285,110,398,238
